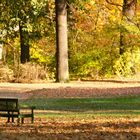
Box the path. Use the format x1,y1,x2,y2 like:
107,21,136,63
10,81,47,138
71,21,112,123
0,81,140,99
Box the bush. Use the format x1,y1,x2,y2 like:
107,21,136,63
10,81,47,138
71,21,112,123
0,64,14,82
114,49,140,78
13,63,50,83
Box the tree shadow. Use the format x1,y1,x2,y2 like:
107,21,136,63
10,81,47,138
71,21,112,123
81,79,140,83
0,85,140,115
24,86,140,99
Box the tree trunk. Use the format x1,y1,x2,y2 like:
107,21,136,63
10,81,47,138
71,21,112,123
55,0,69,82
0,43,3,60
19,22,30,63
120,0,137,55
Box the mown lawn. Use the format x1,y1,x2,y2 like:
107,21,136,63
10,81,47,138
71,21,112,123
20,95,140,118
0,95,140,140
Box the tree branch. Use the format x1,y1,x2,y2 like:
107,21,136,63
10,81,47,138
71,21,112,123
105,0,122,7
127,0,137,7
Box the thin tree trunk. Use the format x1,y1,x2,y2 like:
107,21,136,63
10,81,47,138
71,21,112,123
19,22,30,63
55,0,69,82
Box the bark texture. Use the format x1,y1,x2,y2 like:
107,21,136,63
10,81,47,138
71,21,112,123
19,22,30,63
55,0,69,82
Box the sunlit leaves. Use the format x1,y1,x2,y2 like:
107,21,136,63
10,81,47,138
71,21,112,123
31,0,48,15
1,0,140,80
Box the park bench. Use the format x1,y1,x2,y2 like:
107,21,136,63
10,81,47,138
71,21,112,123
0,98,35,124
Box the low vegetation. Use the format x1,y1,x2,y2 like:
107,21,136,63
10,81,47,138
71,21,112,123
0,83,139,139
0,95,140,140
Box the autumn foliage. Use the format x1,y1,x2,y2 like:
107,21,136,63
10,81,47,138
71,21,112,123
0,0,140,82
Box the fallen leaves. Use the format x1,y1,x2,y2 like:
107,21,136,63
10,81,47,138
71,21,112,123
0,82,140,139
1,82,140,99
0,117,140,140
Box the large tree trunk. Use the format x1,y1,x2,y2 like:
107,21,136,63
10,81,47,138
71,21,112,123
19,22,30,63
120,0,137,55
55,0,69,82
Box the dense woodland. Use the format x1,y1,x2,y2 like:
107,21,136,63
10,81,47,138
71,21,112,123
0,0,140,82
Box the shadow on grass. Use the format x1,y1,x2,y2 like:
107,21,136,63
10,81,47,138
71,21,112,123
81,79,140,83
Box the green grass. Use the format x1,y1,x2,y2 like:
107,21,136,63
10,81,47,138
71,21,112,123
20,95,140,117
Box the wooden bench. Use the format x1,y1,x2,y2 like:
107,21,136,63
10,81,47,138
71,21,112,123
0,98,35,124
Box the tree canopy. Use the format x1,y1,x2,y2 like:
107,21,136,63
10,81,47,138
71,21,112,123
0,0,140,82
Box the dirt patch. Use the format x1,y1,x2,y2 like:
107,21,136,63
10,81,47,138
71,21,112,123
0,81,140,99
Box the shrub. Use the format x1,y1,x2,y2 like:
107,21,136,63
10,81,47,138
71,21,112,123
13,63,50,83
114,49,140,78
0,64,14,82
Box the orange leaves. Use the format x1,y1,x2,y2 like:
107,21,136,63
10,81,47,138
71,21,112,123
0,117,140,139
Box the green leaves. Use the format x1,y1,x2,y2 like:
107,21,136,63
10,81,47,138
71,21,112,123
114,49,140,77
31,0,47,15
121,18,140,35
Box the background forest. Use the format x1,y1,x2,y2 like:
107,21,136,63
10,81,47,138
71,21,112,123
0,0,140,82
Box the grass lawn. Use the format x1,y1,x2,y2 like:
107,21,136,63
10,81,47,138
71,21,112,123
20,95,140,118
0,95,140,140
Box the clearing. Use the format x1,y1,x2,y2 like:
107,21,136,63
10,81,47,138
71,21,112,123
0,81,140,140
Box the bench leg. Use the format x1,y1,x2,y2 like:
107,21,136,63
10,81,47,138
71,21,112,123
17,118,20,124
12,112,14,123
21,118,24,124
7,117,10,123
31,116,34,123
31,109,34,123
7,111,10,123
20,116,34,124
12,117,14,123
7,112,15,123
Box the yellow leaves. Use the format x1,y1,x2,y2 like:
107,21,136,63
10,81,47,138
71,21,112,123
121,19,140,35
85,0,95,9
90,0,95,6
